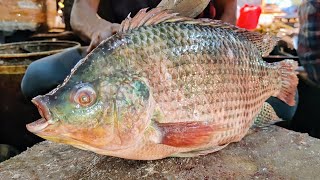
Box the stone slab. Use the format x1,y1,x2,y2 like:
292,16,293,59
1,126,320,180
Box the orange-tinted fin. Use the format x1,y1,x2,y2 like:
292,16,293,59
118,7,278,56
156,121,227,148
273,59,299,106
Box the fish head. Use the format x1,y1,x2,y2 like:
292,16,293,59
26,77,115,150
27,50,154,153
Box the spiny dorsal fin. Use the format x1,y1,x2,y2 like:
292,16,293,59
118,7,278,57
118,8,179,33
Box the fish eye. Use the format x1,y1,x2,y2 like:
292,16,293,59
71,84,97,107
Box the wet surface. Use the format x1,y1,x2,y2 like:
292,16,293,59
0,126,319,179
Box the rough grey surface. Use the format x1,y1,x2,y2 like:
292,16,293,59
1,126,320,180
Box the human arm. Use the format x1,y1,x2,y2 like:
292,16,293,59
213,0,237,25
70,0,120,53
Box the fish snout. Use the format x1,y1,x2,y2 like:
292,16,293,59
26,96,53,133
32,96,52,122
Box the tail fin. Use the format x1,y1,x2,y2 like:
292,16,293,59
274,59,298,106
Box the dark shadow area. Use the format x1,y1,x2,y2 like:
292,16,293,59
0,73,44,162
0,30,84,162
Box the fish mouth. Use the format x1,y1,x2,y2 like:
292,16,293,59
26,96,52,133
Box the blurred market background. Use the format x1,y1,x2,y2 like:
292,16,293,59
1,0,319,162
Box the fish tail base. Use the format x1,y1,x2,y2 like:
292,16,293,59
275,59,298,106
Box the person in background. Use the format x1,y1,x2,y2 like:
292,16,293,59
291,0,320,138
297,0,320,85
21,0,237,100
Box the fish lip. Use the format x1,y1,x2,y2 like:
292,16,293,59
32,96,53,122
26,118,49,133
26,96,53,133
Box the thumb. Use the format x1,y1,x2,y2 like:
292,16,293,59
111,23,121,33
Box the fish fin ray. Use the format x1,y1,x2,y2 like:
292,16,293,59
252,102,282,128
118,8,179,33
118,8,277,56
236,31,279,57
193,19,279,56
273,59,298,106
156,121,229,148
119,13,132,33
192,18,279,56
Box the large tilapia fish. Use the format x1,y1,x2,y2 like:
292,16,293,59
27,8,298,160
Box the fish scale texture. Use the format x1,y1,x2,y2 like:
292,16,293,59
110,22,282,145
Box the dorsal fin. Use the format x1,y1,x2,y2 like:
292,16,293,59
118,8,179,33
236,30,279,57
118,7,278,57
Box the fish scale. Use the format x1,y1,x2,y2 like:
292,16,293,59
113,22,278,144
26,8,298,160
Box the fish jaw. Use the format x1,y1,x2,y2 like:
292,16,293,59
27,96,54,134
26,96,112,149
26,118,49,133
26,96,67,142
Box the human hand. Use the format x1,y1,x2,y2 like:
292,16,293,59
157,0,210,18
87,20,120,53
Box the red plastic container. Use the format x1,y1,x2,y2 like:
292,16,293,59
237,4,262,30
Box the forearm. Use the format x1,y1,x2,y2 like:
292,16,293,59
70,0,106,41
213,0,237,24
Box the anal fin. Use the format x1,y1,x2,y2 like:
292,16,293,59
252,102,282,128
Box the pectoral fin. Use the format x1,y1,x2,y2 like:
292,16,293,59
156,121,227,148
